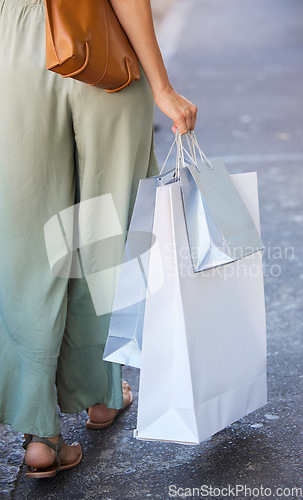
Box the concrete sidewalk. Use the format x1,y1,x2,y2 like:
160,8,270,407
1,0,303,498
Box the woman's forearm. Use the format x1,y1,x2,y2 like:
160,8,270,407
109,0,171,98
109,0,198,134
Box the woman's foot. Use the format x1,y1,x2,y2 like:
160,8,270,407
24,434,82,471
87,380,133,428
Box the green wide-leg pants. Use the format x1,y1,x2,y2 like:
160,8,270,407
0,0,158,437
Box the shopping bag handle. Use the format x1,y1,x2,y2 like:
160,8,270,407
159,130,213,177
185,131,213,171
159,134,178,175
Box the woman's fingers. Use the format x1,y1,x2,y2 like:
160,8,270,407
154,87,198,135
181,107,197,133
174,110,189,135
174,106,197,135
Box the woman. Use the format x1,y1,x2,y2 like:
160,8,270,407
0,0,197,477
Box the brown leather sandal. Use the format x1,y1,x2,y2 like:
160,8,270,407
22,434,82,478
86,382,133,429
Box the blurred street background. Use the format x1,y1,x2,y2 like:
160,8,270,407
1,0,303,498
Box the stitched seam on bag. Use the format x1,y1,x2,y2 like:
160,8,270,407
90,2,109,85
47,53,76,69
45,0,60,64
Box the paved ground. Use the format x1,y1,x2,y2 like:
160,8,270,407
1,0,303,498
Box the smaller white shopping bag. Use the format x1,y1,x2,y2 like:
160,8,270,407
103,177,163,368
103,167,176,368
170,131,264,272
134,172,267,445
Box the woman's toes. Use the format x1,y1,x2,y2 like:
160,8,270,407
122,381,132,406
122,380,131,391
59,442,82,465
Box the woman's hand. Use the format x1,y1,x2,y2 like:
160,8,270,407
154,84,198,135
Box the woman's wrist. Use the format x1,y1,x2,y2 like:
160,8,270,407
151,79,173,101
153,83,176,108
139,51,172,101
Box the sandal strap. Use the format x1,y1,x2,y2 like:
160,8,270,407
22,435,33,450
22,434,64,471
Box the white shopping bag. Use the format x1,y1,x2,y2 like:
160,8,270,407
134,172,267,445
103,172,174,368
164,131,264,272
